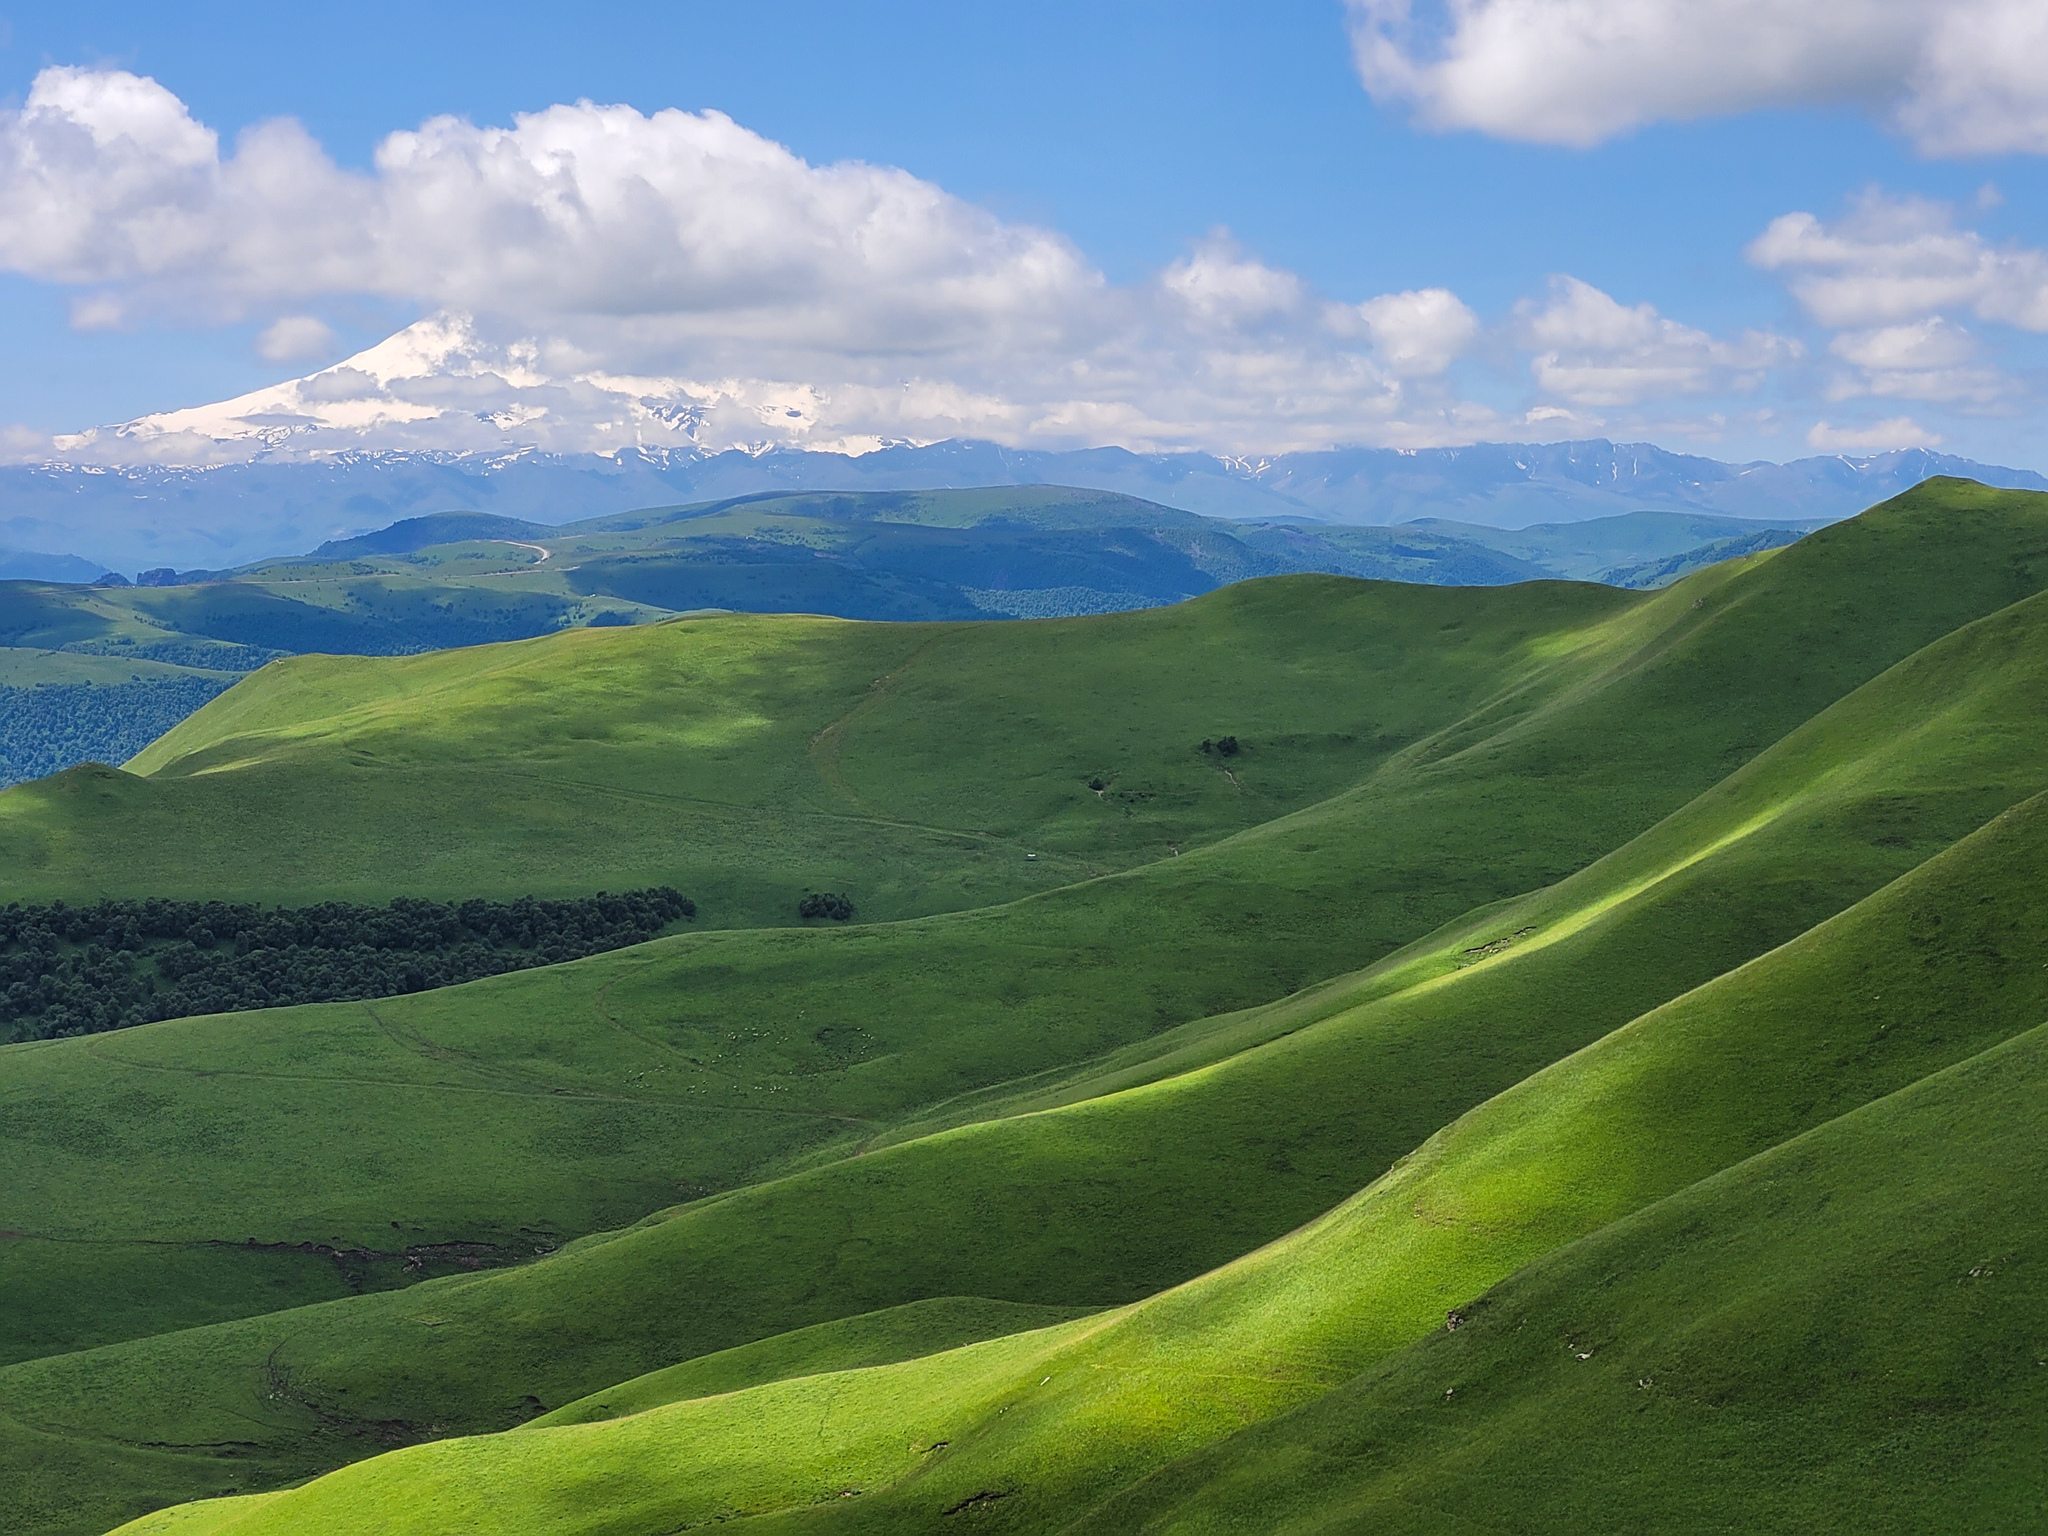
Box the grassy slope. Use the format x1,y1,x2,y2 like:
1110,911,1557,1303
5,480,2044,1531
533,1298,1101,1428
98,784,2048,1536
0,576,1631,912
9,478,2037,920
8,488,2037,1364
13,508,2048,1533
1078,1027,2048,1535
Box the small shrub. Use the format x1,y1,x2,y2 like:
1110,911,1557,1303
1088,776,1106,791
798,892,855,922
1217,735,1241,757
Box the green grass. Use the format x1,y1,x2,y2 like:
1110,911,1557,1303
532,1297,1103,1427
9,486,2040,1366
1077,1024,2048,1535
0,651,238,687
11,490,2048,1534
11,477,2041,923
95,784,2048,1536
6,480,2048,1534
3,576,1634,913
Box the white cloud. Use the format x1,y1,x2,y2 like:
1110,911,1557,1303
1806,416,1943,451
0,67,1498,456
0,67,1813,462
1347,0,2048,155
1748,192,2048,331
1330,287,1479,376
1822,317,2014,406
0,67,1103,346
256,315,336,362
1160,236,1305,331
1514,276,1798,406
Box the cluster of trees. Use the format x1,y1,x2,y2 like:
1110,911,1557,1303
0,678,236,788
0,887,695,1042
1199,735,1242,757
66,638,285,672
798,892,855,921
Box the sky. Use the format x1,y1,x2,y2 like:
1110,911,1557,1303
3,0,2048,467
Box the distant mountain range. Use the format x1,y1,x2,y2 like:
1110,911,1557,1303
5,438,2041,574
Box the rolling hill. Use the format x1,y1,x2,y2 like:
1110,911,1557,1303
0,485,1818,790
0,477,2043,1535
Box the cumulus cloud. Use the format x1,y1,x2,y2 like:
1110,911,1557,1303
0,66,1512,456
0,67,1098,346
1748,192,2048,331
256,315,336,362
1160,236,1305,332
1806,416,1943,450
1329,287,1479,377
1347,0,2048,155
1823,317,2014,406
0,66,1821,462
1513,276,1798,406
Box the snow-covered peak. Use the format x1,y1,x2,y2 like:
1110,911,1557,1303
45,313,907,466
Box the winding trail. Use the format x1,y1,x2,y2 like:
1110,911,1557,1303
807,631,957,814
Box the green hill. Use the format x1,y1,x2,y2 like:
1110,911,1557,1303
90,773,2048,1536
1,478,2044,1535
1,486,1825,790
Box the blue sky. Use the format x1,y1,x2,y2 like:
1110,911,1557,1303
4,0,2048,467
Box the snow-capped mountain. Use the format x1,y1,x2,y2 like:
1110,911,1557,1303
48,315,877,465
10,318,2047,572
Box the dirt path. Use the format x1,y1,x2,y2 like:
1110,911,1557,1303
497,540,552,564
806,632,956,814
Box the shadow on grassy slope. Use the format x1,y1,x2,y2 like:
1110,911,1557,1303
14,542,2048,1533
98,789,2048,1536
1077,1025,2048,1536
6,488,2039,1375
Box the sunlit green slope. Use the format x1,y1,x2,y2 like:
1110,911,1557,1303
8,486,2040,1372
4,477,2041,923
99,784,2048,1536
12,495,2048,1535
1075,1032,2048,1535
0,576,1629,914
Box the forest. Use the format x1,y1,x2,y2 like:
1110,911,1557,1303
0,677,236,788
0,887,695,1041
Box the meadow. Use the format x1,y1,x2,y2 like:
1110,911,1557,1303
0,478,2041,1534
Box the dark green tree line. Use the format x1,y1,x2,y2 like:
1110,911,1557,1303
0,888,694,1042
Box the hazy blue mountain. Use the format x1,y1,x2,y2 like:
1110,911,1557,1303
1407,510,1822,582
0,546,108,582
7,438,2035,577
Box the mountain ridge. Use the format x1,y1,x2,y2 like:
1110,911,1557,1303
5,437,2039,571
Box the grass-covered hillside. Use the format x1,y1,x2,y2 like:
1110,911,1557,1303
1,486,1812,787
0,477,2041,1535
